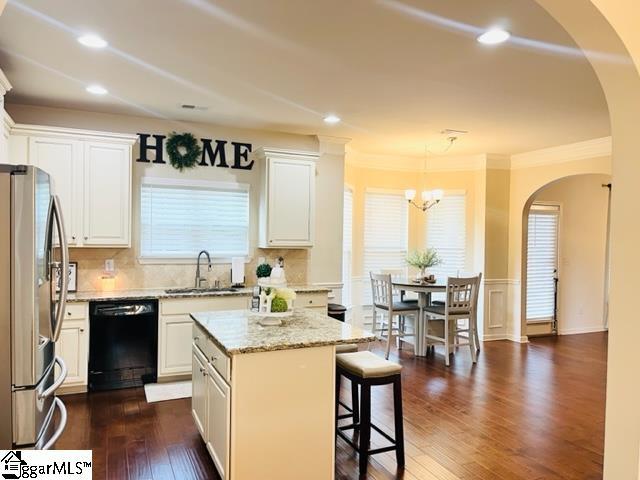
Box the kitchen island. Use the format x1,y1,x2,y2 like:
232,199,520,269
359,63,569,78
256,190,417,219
190,308,375,480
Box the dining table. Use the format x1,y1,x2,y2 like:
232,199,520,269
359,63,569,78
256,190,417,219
391,278,447,357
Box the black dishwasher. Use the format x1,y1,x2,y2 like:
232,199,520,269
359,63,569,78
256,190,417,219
89,300,158,391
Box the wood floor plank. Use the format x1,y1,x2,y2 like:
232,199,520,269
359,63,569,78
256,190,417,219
57,332,606,479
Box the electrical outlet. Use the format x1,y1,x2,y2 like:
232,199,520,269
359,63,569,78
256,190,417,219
105,259,115,273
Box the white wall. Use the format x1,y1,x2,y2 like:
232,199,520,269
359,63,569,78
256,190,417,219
527,174,611,336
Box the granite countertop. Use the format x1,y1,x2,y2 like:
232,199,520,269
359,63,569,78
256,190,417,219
67,285,331,303
191,308,376,355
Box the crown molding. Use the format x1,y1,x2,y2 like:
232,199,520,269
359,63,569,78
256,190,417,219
485,154,511,170
253,146,319,161
10,123,138,144
511,136,612,169
0,69,12,96
316,135,351,155
346,150,489,173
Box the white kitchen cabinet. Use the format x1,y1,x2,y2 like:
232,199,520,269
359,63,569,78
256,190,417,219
57,302,89,394
9,124,136,247
255,147,318,248
82,141,131,246
294,292,328,313
159,315,193,376
192,345,208,438
28,137,83,245
159,296,249,379
206,362,230,480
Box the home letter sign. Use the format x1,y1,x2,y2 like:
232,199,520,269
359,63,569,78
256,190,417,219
136,133,253,170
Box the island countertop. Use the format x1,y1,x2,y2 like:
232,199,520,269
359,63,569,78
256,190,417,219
191,308,376,355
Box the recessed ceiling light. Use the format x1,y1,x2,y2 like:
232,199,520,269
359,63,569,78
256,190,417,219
77,34,108,49
477,28,511,45
86,84,108,95
323,114,341,124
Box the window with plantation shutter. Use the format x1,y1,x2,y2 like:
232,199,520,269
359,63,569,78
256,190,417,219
140,177,250,259
342,188,353,307
426,193,466,279
526,203,559,322
363,190,408,304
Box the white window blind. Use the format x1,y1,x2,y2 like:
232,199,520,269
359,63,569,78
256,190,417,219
426,193,466,279
140,178,250,259
526,204,559,322
364,191,408,304
342,188,353,308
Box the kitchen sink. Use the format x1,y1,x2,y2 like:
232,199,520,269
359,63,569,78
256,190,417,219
164,287,238,295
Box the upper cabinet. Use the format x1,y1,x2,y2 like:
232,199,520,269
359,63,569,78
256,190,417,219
10,125,137,247
255,147,318,248
83,141,131,246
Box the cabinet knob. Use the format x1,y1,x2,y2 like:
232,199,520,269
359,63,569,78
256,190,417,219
67,311,71,316
84,236,88,240
211,356,217,362
79,328,85,333
72,236,76,241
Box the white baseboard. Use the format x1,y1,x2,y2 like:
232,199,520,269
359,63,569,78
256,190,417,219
482,334,529,343
558,326,607,335
482,333,509,342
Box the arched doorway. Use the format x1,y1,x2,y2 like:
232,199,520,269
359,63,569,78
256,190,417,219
524,3,640,476
522,173,612,337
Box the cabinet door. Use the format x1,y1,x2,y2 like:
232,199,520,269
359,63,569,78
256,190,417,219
56,320,88,386
28,137,83,245
206,364,230,480
266,158,315,247
192,345,207,439
159,315,193,377
83,141,131,246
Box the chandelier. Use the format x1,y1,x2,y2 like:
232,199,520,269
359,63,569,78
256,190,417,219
404,189,443,211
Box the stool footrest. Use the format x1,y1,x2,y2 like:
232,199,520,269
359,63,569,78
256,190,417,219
338,420,397,445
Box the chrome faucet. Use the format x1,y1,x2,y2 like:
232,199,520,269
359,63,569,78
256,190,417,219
195,250,212,288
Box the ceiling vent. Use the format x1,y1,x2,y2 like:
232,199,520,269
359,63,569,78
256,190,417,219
180,104,208,111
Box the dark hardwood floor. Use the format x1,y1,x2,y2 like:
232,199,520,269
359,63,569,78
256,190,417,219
57,333,607,480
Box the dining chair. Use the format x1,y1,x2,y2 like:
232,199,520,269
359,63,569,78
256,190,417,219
370,273,421,359
423,274,482,366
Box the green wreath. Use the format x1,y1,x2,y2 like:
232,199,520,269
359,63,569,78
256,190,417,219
166,131,202,171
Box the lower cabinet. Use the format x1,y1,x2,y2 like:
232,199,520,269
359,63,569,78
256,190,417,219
57,302,89,394
191,345,208,438
159,315,193,377
192,325,231,480
295,292,328,313
206,361,230,479
159,296,249,379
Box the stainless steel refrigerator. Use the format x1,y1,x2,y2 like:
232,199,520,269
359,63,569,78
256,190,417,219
0,164,69,449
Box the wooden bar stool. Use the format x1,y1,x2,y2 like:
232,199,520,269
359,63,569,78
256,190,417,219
335,351,404,475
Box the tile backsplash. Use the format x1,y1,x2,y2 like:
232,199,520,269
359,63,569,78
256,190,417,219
70,248,309,292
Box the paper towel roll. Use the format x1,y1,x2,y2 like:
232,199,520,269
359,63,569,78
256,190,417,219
231,257,245,285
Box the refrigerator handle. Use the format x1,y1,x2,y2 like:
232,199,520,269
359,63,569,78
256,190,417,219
41,398,67,450
50,195,69,342
39,356,67,400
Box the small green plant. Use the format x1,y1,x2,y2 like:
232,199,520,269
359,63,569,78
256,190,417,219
406,249,442,271
271,297,288,313
256,263,272,278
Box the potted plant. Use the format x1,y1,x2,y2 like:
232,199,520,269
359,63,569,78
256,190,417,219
406,249,442,282
256,263,272,286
